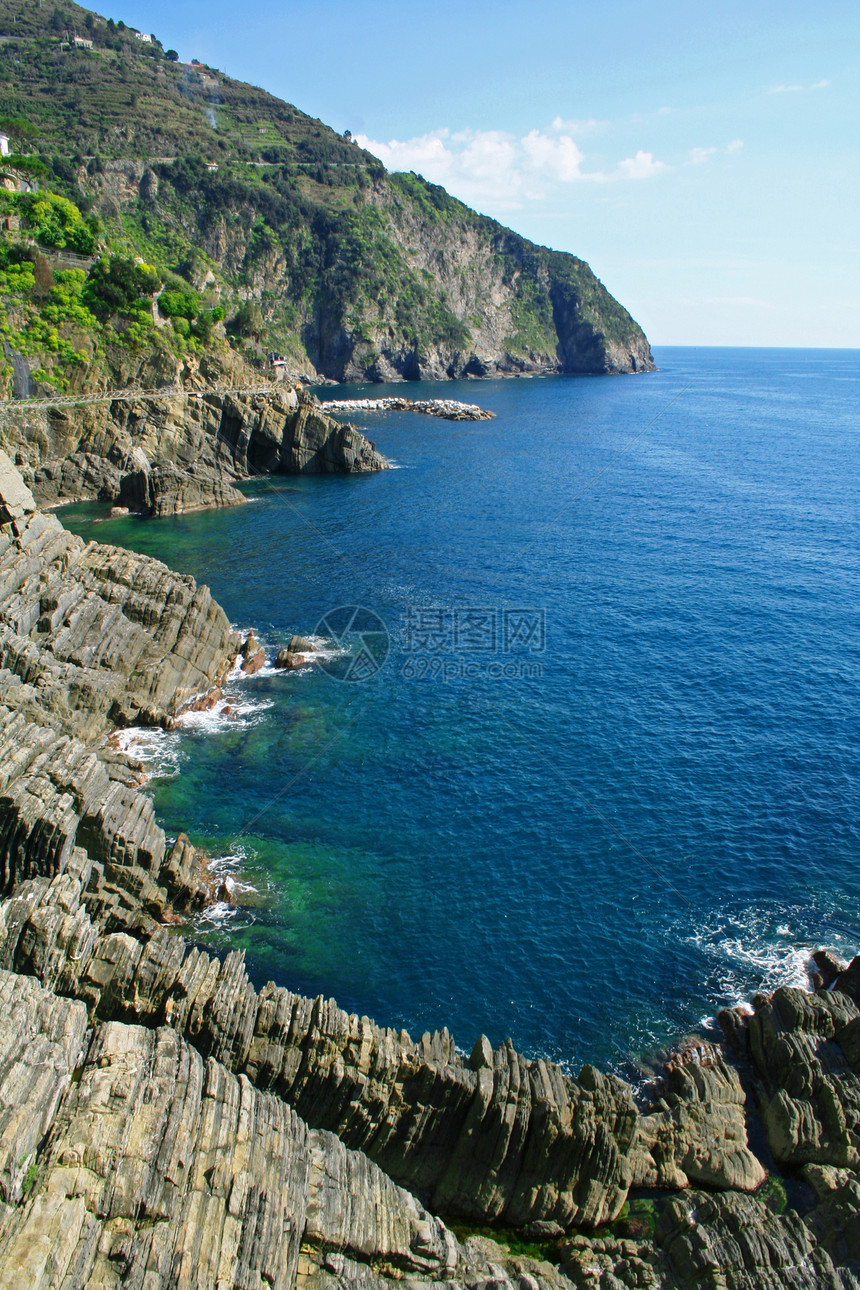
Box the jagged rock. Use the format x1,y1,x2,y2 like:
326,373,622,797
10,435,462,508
276,635,316,668
0,455,237,912
118,459,246,515
631,1044,766,1193
656,1190,852,1290
0,462,237,737
0,971,87,1207
13,384,389,514
241,631,266,674
27,449,123,507
833,954,860,1005
746,986,860,1170
0,859,768,1236
813,950,847,989
0,967,615,1290
0,454,36,523
289,635,315,654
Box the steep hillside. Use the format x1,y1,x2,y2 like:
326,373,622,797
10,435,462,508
0,0,653,386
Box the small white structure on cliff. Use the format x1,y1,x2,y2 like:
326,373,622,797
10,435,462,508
133,30,152,42
0,134,9,157
73,35,93,49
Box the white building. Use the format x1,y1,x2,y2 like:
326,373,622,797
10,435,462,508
133,30,152,43
0,134,9,157
73,35,93,48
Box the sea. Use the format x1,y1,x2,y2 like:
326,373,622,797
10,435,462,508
61,346,860,1077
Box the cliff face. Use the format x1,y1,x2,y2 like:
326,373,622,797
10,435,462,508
0,0,654,388
0,450,236,913
298,178,654,382
1,371,389,515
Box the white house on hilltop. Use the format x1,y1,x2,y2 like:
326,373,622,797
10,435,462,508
133,30,152,42
73,34,93,48
0,134,9,157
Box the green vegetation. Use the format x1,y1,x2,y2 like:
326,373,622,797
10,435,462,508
21,1156,39,1197
0,0,648,387
449,1222,563,1263
602,1196,660,1241
0,185,218,392
82,254,158,317
19,192,97,252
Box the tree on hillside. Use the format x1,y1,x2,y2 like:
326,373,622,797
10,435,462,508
82,256,161,319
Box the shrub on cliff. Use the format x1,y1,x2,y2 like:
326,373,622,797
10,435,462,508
20,193,97,255
159,288,200,321
82,256,161,320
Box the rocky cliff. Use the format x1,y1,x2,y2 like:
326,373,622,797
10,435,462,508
0,455,859,1288
0,0,654,388
0,363,388,514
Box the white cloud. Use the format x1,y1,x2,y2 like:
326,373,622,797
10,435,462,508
769,79,830,94
356,127,669,208
551,115,606,134
616,150,668,180
521,129,586,183
688,140,744,165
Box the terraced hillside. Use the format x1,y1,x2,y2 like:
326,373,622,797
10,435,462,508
0,0,653,387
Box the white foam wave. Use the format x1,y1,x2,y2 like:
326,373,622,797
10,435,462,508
110,727,182,780
175,695,274,732
687,918,815,1018
192,844,260,933
226,630,344,681
193,900,257,932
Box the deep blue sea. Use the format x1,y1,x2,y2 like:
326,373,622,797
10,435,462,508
62,347,860,1075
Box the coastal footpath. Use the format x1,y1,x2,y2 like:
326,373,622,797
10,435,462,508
0,457,859,1287
1,364,389,516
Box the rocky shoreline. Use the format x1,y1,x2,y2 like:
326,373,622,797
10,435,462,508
1,372,389,519
0,453,859,1287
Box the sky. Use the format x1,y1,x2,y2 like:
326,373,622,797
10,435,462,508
117,0,858,347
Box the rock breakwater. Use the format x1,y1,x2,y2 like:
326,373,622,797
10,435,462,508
322,397,495,421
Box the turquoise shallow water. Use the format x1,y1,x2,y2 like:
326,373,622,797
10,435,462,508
62,346,860,1074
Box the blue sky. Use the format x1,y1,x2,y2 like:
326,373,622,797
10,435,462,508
119,1,858,347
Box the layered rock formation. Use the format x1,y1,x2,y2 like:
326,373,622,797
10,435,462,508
0,853,766,1232
0,451,236,917
0,453,859,1289
1,381,387,515
2,947,860,1289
